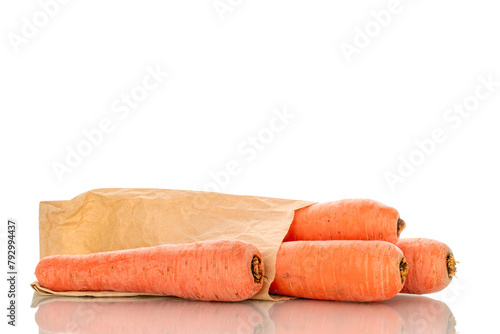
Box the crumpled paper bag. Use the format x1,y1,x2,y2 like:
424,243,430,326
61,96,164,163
31,188,314,300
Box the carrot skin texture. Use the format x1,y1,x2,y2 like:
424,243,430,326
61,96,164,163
35,298,264,334
270,299,405,334
285,199,401,243
270,240,405,302
396,238,454,294
35,240,264,302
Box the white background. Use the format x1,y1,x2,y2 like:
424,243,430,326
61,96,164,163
1,0,499,332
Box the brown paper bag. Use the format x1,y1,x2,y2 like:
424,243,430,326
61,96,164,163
32,188,314,300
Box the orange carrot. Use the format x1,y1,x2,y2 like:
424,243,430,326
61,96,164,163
383,294,457,334
35,297,265,334
284,199,405,244
396,238,457,294
270,240,408,302
35,240,264,302
270,299,405,334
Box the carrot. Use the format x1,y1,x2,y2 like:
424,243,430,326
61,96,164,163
383,294,457,334
270,240,409,302
35,297,265,334
284,199,405,244
35,240,264,302
269,299,405,334
396,238,457,294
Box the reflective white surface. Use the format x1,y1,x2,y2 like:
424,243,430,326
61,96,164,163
2,1,498,333
32,293,456,334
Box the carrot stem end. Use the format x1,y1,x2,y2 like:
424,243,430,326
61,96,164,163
252,255,263,284
397,218,406,238
447,254,457,278
400,257,409,284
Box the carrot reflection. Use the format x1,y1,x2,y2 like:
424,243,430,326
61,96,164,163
269,299,405,334
34,294,456,334
268,296,456,334
383,294,457,334
35,296,267,334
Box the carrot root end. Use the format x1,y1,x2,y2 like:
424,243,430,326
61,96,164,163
397,218,406,238
400,257,409,284
447,254,457,278
252,255,263,284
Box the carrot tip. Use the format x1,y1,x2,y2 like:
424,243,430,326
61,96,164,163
397,218,406,238
447,254,457,278
400,257,409,284
251,255,263,284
